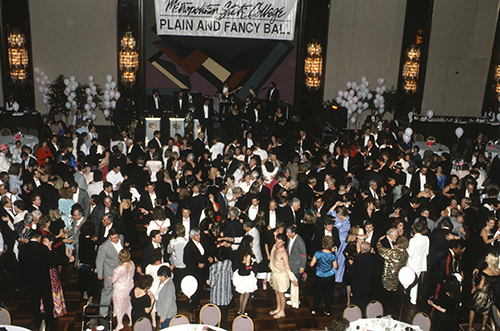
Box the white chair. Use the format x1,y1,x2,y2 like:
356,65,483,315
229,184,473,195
343,305,362,322
200,303,221,327
0,307,10,325
169,314,190,327
365,300,384,318
412,312,431,331
232,314,254,331
133,317,152,331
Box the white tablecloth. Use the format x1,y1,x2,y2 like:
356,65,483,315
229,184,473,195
0,135,38,151
0,325,32,331
348,317,421,331
163,324,226,331
414,141,450,158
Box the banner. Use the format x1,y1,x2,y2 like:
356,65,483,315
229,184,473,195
155,0,298,40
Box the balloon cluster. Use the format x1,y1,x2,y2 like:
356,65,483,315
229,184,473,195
102,75,120,119
403,127,413,144
335,77,387,125
34,67,51,111
63,76,79,110
82,76,98,121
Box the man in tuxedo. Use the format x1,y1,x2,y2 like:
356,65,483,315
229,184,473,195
35,176,60,215
148,130,163,151
183,228,211,312
150,89,164,116
348,242,381,313
53,153,74,182
266,82,280,119
173,91,187,116
139,182,158,225
247,103,263,136
266,199,280,230
215,184,229,222
193,131,208,159
18,230,57,329
141,230,164,271
190,183,208,225
197,98,214,140
280,197,302,227
90,196,120,240
223,207,246,239
175,206,197,240
312,215,340,252
410,165,436,196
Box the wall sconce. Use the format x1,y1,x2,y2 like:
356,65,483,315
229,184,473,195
8,28,29,83
304,40,323,90
119,31,139,85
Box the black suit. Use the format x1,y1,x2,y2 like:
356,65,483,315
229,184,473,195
18,240,57,328
196,103,214,138
266,87,280,116
193,138,206,159
53,161,74,182
35,183,60,215
90,203,120,238
173,96,188,116
150,94,165,114
348,252,381,313
141,240,164,270
183,239,208,311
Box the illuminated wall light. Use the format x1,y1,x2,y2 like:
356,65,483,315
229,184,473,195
8,28,29,83
304,40,323,90
119,31,139,85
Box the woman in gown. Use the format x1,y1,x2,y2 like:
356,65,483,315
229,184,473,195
428,275,461,331
232,235,258,316
119,190,138,246
227,104,242,140
480,217,499,258
40,233,67,318
77,221,97,305
273,107,287,139
468,253,500,331
130,274,155,324
327,204,351,283
58,187,76,260
110,249,135,331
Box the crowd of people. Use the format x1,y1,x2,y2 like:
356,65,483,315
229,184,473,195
1,108,500,331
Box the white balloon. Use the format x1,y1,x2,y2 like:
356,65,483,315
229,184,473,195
64,78,70,86
350,116,356,124
398,266,416,289
67,96,74,102
181,275,198,299
106,74,113,83
352,82,357,89
91,114,97,121
335,97,342,103
91,102,97,109
343,91,349,99
455,127,464,139
105,83,111,90
338,90,343,97
405,128,413,137
403,134,411,144
71,92,76,98
88,75,94,82
377,77,385,85
65,102,71,109
363,102,369,109
104,100,111,108
357,109,363,115
361,76,367,83
115,92,121,100
103,109,110,118
346,82,352,89
426,110,434,119
110,82,117,89
34,67,40,74
13,103,19,111
367,93,373,100
70,76,76,82
46,80,52,85
109,90,115,99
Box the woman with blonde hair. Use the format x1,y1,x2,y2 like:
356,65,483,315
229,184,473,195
110,249,135,331
468,253,500,331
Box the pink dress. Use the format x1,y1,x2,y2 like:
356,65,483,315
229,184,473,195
111,262,135,318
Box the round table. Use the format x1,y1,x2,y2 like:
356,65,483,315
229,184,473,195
0,325,32,331
163,324,226,331
0,135,38,151
414,141,450,158
347,317,422,331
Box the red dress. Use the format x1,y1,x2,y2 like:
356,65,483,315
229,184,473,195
36,147,53,167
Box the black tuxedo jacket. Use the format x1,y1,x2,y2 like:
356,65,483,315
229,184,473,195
193,138,206,159
18,240,56,288
196,103,214,128
348,252,381,293
53,161,74,182
183,239,208,278
150,94,165,111
173,96,188,116
35,183,60,215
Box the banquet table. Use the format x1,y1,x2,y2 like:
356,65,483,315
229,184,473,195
413,141,450,158
0,325,32,331
347,317,422,331
0,135,38,151
162,324,226,331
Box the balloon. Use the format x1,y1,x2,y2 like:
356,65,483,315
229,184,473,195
353,96,359,103
46,80,52,85
91,114,97,121
65,102,71,109
89,81,94,87
338,91,343,97
405,128,413,137
106,74,113,83
43,87,49,94
335,97,342,103
181,275,198,299
356,101,363,108
104,94,110,101
349,90,355,97
84,104,91,111
361,76,367,83
398,267,416,289
363,102,369,109
91,86,97,93
64,78,70,86
365,81,370,87
110,82,117,89
377,78,385,85
357,109,363,115
70,76,76,82
67,96,74,102
376,87,381,94
408,111,414,122
352,82,357,89
367,93,373,100
350,116,356,124
346,82,352,89
403,134,411,144
34,67,40,74
381,86,387,93
42,98,49,105
43,75,49,82
115,92,121,100
103,109,110,118
111,101,117,109
109,90,115,99
39,70,45,76
347,109,353,116
343,91,349,99
104,100,111,108
64,89,70,97
35,77,41,84
87,96,93,104
91,102,97,109
105,83,111,90
455,127,464,139
13,103,19,111
85,88,91,95
426,110,434,119
71,100,77,107
88,75,94,82
379,109,384,114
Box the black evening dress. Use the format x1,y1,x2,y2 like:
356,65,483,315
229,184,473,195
430,292,459,331
77,235,98,297
470,271,500,315
130,289,152,324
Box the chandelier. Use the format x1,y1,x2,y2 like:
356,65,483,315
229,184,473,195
402,45,420,93
304,41,323,90
8,28,29,83
119,31,139,85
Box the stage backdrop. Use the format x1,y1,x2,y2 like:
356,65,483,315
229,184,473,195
145,0,297,111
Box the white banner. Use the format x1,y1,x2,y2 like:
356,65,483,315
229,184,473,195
155,0,298,40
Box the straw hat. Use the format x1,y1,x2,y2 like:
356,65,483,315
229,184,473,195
355,228,367,239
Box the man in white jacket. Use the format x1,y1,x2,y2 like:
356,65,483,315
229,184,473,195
406,221,429,305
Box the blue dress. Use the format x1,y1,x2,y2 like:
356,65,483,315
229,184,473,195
58,198,76,249
327,210,350,282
